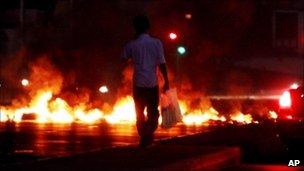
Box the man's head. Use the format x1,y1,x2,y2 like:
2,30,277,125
133,15,150,35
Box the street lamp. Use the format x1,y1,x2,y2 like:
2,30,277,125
99,85,109,94
185,13,192,19
21,79,29,87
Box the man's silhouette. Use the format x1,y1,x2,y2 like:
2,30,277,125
121,15,169,147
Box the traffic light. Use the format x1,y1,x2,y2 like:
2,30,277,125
177,46,186,55
168,32,177,40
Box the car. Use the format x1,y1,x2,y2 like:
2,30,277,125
279,83,304,121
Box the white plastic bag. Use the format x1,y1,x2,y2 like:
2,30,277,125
160,88,182,128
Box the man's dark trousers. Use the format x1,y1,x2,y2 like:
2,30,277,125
133,86,159,139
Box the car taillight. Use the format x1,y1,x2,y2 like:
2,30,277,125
279,91,291,108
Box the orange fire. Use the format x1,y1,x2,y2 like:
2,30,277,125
104,96,136,124
179,101,226,125
0,91,104,123
0,57,262,126
1,91,256,125
268,111,278,120
230,112,254,124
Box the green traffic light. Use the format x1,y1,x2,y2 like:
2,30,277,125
177,46,186,55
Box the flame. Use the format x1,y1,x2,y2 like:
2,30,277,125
0,90,259,125
1,89,257,126
230,112,253,124
179,101,226,125
268,111,278,120
0,58,262,126
104,96,136,124
0,91,104,124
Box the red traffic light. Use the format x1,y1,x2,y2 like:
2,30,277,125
169,32,177,40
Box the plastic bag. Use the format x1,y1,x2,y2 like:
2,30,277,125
160,88,183,128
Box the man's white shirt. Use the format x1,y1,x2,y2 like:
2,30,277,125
121,34,166,88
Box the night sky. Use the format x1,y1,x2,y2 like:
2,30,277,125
0,0,302,99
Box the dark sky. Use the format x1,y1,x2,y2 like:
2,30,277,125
0,0,301,95
48,0,261,90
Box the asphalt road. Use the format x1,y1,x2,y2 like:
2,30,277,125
1,119,304,170
1,119,303,167
0,122,209,160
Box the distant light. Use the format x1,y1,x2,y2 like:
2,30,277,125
99,85,109,94
177,46,186,55
21,79,29,87
185,13,192,19
290,83,299,89
169,32,177,40
279,91,291,108
286,115,293,120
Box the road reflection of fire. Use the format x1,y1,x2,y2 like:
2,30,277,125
0,57,278,125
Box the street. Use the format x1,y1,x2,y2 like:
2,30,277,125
1,120,304,170
0,121,209,163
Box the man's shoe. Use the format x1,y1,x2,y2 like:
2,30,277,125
139,135,153,148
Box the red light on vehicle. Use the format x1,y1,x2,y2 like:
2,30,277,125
290,83,299,89
286,115,293,119
279,91,291,108
169,32,177,40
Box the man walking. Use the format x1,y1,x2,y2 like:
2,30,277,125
121,15,169,147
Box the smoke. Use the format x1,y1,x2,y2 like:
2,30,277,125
27,56,63,96
0,47,27,86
